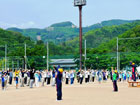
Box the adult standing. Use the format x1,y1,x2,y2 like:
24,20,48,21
65,71,69,84
91,70,95,82
54,66,63,101
30,69,35,88
79,70,84,84
52,69,56,86
130,62,137,81
35,71,39,87
9,70,13,85
113,70,118,92
21,69,25,87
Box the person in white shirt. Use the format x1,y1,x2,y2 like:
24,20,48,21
42,70,46,86
85,70,88,83
65,71,70,84
91,70,95,82
80,70,84,84
35,71,39,87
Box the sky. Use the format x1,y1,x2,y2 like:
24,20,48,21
0,0,140,29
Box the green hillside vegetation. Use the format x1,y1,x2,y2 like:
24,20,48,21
85,25,140,70
7,19,136,43
66,20,140,49
0,28,74,70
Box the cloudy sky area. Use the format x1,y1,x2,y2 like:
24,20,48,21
0,0,140,29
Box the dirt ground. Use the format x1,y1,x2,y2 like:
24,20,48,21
0,80,140,105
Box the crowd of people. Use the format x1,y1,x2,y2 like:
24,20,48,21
0,65,140,99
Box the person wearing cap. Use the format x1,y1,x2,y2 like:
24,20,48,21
54,66,63,101
113,70,118,92
130,62,136,81
15,70,20,89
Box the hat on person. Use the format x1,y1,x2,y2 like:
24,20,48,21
132,63,135,65
58,68,63,73
115,70,117,73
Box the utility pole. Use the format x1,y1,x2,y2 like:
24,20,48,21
117,37,119,72
12,60,14,71
47,42,49,70
25,43,27,70
85,40,87,71
5,44,7,71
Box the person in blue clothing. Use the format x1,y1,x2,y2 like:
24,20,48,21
1,74,5,90
54,66,63,101
70,70,74,84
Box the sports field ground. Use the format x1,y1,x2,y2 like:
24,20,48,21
0,81,140,105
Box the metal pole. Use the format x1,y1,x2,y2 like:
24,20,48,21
47,42,49,70
79,5,83,71
12,60,14,71
117,37,119,72
25,43,27,70
85,40,86,71
5,44,7,71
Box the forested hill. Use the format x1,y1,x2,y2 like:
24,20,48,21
65,20,140,49
7,19,137,43
0,28,75,69
0,28,33,45
90,25,140,54
85,25,140,70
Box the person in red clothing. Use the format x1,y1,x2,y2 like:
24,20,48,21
130,62,136,81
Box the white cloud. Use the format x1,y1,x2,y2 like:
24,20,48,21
0,21,38,29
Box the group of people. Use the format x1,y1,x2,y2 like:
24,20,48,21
0,66,63,101
0,63,139,99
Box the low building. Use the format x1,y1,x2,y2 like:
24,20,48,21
50,59,77,70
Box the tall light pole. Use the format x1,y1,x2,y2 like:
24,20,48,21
74,0,86,71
